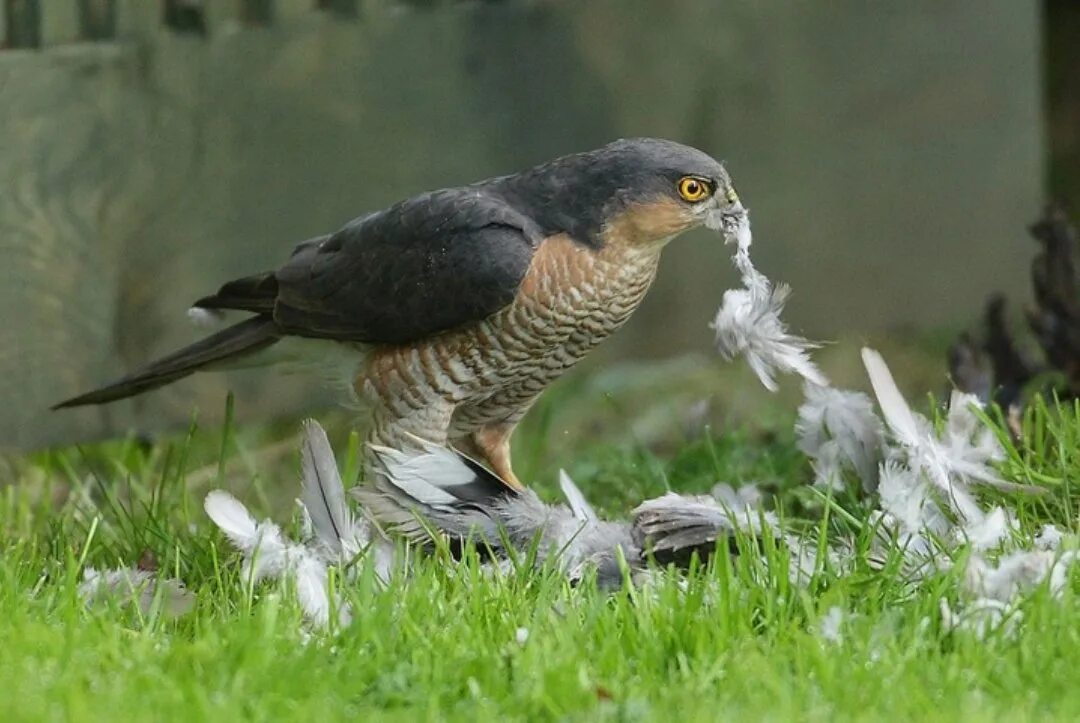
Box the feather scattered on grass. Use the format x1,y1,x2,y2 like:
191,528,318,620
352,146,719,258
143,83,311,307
863,351,1025,574
875,460,947,538
940,548,1079,639
816,606,846,645
859,350,1019,501
204,490,344,627
711,482,764,511
204,419,393,628
940,598,1019,640
796,383,885,491
861,348,1032,524
711,210,826,391
79,567,194,618
851,348,1076,636
559,470,596,522
300,419,352,549
959,505,1015,551
964,549,1078,602
300,419,391,579
1035,524,1066,550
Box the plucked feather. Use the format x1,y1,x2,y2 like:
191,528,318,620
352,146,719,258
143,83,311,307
559,470,595,522
205,489,347,627
711,209,825,391
965,549,1079,602
861,347,1035,501
293,555,338,628
79,567,194,618
860,348,923,448
300,419,350,548
204,491,259,552
796,382,885,491
876,460,947,536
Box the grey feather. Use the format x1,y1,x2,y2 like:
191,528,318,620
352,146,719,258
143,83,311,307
559,470,596,521
300,419,350,550
796,383,885,492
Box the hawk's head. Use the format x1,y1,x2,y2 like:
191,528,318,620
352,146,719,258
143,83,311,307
497,137,743,249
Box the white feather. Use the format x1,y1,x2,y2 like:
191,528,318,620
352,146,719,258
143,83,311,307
860,348,921,447
940,597,1018,639
204,491,259,551
242,521,293,582
941,392,1008,487
204,419,410,628
959,506,1014,551
186,306,225,328
964,549,1079,602
796,382,885,491
816,606,846,644
559,470,595,522
1035,525,1066,551
859,349,1068,634
876,461,946,536
709,206,825,391
860,348,1020,516
292,554,337,627
713,284,825,392
205,488,353,627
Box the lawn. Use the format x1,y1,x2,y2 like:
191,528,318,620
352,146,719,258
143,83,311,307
2,367,1079,722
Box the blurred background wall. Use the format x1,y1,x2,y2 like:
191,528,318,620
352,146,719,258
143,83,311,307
0,0,1047,449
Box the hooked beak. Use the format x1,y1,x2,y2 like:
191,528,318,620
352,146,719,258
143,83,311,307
703,187,748,246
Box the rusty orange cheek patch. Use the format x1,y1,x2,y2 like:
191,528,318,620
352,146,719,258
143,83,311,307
604,197,696,246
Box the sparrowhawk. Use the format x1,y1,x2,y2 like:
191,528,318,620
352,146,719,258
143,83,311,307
55,138,744,489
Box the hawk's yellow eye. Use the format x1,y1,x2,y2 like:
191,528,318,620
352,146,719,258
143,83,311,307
677,177,710,203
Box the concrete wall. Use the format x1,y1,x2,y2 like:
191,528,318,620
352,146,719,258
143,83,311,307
0,0,1043,449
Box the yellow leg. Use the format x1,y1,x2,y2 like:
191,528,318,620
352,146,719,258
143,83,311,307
469,422,525,490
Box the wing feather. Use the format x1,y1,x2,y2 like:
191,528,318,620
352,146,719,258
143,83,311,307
271,189,543,344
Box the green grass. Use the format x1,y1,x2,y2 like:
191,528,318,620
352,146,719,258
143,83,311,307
2,393,1079,722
